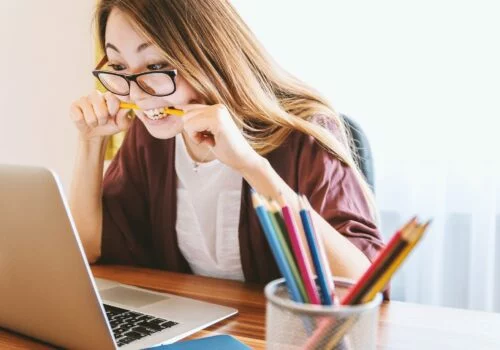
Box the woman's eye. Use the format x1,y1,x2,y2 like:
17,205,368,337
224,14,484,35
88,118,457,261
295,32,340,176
147,63,168,70
108,64,125,71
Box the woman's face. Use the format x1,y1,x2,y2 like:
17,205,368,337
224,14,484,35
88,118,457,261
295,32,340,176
104,8,202,139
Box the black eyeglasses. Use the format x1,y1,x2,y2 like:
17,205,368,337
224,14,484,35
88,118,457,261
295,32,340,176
92,56,178,97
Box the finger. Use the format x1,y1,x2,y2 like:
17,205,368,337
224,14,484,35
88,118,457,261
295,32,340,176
89,90,109,126
183,112,216,134
183,104,228,123
195,132,216,147
180,107,207,123
183,114,217,146
184,126,215,146
103,91,120,116
79,96,98,128
69,102,89,133
174,103,206,113
115,109,133,131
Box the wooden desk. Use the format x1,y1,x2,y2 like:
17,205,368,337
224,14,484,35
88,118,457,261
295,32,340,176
1,265,500,349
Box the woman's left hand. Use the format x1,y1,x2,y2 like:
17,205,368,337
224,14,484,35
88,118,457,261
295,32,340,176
178,103,262,172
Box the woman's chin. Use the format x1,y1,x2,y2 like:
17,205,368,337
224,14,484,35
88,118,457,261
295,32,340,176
146,128,179,139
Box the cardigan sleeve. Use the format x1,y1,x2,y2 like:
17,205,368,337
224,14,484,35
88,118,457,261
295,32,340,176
296,118,385,264
295,119,390,299
97,120,153,266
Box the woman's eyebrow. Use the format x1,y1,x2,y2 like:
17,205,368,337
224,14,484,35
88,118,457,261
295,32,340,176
105,43,120,53
105,42,151,53
136,42,151,52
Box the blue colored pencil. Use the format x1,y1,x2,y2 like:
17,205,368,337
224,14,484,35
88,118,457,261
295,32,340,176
251,190,303,302
301,195,337,303
298,195,333,305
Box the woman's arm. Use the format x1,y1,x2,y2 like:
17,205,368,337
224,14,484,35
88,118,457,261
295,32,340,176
240,157,371,280
68,91,132,263
69,137,109,263
179,103,376,280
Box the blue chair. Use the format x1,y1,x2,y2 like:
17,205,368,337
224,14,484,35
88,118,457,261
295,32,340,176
341,114,375,192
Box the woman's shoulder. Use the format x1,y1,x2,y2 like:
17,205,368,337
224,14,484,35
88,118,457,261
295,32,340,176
264,114,352,185
275,113,348,156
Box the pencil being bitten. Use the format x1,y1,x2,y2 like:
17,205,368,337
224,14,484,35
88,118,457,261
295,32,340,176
119,102,185,116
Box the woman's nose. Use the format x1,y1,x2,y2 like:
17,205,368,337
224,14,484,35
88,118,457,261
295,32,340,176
128,81,149,102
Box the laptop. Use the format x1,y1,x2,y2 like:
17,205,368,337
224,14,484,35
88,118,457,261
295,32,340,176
0,164,237,349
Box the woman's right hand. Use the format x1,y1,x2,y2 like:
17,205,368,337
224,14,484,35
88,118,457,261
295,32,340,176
70,90,132,141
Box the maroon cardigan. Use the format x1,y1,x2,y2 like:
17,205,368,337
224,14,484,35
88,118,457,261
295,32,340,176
99,118,385,287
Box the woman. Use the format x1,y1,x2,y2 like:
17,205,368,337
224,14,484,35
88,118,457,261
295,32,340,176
69,0,384,285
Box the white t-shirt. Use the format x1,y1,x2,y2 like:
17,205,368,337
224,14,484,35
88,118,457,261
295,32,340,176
174,134,244,281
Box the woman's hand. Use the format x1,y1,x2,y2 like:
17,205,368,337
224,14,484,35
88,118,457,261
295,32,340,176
179,103,263,172
70,90,132,141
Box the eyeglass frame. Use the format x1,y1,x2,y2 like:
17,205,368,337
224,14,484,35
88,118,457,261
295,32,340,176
92,56,178,97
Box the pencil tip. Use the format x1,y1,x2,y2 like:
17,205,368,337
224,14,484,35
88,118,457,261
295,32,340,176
297,194,305,209
301,195,312,210
251,190,261,208
270,200,281,212
276,192,286,207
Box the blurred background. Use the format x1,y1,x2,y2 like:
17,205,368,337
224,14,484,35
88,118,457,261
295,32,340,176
1,0,499,312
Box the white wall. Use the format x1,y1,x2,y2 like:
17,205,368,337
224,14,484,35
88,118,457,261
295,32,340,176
231,0,500,165
0,0,95,191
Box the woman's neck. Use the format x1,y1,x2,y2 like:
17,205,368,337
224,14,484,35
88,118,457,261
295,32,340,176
180,131,216,163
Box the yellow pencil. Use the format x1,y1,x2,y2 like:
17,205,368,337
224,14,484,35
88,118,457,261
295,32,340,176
119,102,185,116
361,221,430,303
322,316,357,349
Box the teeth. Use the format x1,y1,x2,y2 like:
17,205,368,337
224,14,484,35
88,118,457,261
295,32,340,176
144,108,168,120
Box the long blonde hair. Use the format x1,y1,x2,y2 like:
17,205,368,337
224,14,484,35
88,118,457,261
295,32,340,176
95,0,377,219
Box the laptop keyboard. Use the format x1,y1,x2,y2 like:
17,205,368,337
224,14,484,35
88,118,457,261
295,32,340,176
103,304,179,347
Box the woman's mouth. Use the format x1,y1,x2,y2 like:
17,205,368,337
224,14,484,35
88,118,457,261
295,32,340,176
143,108,168,120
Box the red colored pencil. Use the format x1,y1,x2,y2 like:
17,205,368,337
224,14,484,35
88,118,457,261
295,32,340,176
277,194,321,305
341,217,417,305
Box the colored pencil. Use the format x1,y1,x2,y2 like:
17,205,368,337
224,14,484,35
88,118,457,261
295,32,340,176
277,194,321,305
250,187,431,348
299,195,333,305
270,201,294,261
361,221,429,303
341,217,417,305
250,191,302,302
305,218,430,349
348,220,419,305
301,195,337,303
265,200,308,303
321,316,357,350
